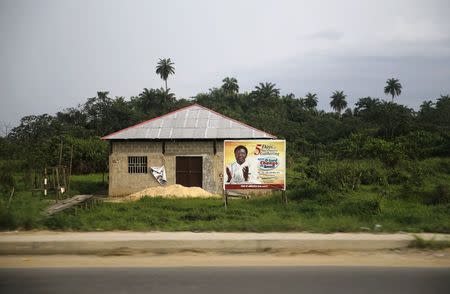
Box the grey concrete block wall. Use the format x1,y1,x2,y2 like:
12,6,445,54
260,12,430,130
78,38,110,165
108,140,224,196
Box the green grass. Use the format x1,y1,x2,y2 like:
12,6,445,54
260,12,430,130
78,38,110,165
0,191,47,230
69,173,108,195
409,235,450,250
1,190,448,233
0,160,449,233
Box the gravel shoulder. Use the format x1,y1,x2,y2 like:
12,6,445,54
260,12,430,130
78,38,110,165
1,250,449,268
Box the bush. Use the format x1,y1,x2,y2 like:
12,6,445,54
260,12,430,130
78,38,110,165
409,236,450,250
358,160,387,185
0,192,45,230
333,134,406,167
426,184,450,205
436,158,450,174
313,161,365,191
0,205,16,228
288,178,328,201
0,161,16,195
362,138,405,167
387,168,409,185
339,198,381,216
397,131,444,159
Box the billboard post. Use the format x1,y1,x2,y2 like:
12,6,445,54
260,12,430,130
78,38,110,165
223,140,286,207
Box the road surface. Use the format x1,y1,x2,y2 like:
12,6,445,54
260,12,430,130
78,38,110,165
0,267,449,294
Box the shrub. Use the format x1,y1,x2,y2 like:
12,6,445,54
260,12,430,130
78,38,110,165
288,178,328,201
0,162,15,195
362,138,405,167
358,160,387,185
333,134,406,167
339,198,381,216
314,161,364,191
397,131,444,159
426,184,450,205
409,235,450,250
437,158,450,174
0,205,16,228
405,163,427,187
387,168,409,185
0,192,45,230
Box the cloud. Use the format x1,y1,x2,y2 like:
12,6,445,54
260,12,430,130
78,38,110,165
1,0,450,125
300,29,343,41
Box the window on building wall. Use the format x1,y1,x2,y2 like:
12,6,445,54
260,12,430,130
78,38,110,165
128,156,148,173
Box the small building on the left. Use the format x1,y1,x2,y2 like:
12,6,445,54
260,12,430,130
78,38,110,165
101,103,276,197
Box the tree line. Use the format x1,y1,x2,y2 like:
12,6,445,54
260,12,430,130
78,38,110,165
0,58,449,175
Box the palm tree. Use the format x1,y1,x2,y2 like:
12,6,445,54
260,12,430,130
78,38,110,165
304,92,318,109
419,100,434,113
252,82,280,99
221,77,239,94
156,87,176,105
438,94,450,101
330,90,348,115
384,78,402,102
155,58,175,91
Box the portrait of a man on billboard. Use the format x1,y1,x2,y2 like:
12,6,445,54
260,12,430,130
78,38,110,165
224,140,286,190
225,145,260,184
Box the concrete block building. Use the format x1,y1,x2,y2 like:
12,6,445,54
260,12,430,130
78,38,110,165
102,104,276,196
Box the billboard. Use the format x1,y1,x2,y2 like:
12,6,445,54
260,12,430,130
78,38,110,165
223,140,286,190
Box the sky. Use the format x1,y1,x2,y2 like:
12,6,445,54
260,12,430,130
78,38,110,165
1,0,450,126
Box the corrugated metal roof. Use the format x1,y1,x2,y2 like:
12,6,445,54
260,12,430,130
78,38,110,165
102,104,276,140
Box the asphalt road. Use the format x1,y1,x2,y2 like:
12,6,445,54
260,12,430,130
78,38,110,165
0,267,449,294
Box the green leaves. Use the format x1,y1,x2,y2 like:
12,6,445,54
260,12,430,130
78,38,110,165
330,90,348,114
155,58,175,90
384,78,402,102
221,77,239,94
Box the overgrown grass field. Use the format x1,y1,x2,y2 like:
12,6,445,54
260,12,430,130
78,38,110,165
0,158,449,233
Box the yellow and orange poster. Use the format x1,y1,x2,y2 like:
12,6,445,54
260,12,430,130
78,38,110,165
223,140,286,190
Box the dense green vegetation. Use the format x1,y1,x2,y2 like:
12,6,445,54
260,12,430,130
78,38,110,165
0,158,449,232
0,64,449,232
1,79,449,173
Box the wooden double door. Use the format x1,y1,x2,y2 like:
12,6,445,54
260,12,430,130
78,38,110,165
176,157,203,188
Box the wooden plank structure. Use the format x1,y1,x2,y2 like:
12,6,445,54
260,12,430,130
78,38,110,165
43,194,93,216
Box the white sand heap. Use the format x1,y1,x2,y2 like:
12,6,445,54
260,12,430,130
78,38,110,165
123,184,217,201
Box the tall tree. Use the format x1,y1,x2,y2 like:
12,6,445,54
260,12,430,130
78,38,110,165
221,77,239,94
384,78,402,102
330,90,348,115
155,58,175,91
304,92,318,109
252,82,280,99
156,88,176,107
419,100,434,114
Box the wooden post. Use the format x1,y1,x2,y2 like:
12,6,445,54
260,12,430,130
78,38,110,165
7,187,15,208
55,167,60,201
58,140,63,166
44,168,48,197
52,168,56,198
282,190,287,205
62,166,67,196
34,170,37,189
68,145,73,193
223,189,228,209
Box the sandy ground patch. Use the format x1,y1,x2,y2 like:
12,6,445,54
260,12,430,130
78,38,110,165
0,249,449,268
107,184,220,202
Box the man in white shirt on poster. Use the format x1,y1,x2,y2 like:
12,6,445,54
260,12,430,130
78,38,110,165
226,145,260,184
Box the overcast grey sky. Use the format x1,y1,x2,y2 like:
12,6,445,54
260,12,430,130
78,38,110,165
1,0,450,126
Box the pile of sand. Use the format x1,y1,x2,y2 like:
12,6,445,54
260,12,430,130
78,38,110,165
118,184,217,201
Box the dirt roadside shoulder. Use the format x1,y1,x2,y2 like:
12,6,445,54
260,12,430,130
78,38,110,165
1,249,449,268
